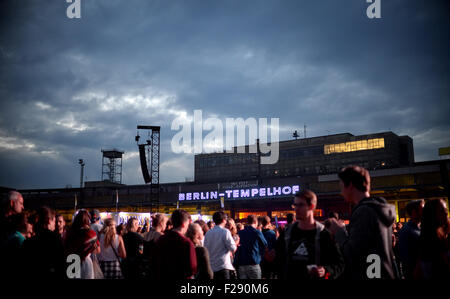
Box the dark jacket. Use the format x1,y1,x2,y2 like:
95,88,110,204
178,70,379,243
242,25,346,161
282,221,345,279
398,220,421,279
235,226,268,266
335,197,398,279
22,228,66,279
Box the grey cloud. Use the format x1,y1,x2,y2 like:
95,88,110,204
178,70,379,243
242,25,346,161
0,0,448,188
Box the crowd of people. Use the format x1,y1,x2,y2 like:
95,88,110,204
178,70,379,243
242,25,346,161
0,166,449,280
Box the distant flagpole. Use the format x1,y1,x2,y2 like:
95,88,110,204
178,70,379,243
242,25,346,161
115,189,119,214
177,185,180,209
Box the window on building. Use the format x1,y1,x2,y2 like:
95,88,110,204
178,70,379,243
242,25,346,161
324,138,385,155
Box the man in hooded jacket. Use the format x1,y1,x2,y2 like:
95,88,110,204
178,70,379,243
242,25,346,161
329,166,400,279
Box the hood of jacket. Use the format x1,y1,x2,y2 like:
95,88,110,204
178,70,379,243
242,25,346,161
356,197,396,227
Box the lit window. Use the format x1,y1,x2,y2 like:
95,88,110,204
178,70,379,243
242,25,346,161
324,138,385,154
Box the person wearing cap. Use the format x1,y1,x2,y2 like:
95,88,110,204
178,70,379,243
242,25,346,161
90,209,103,236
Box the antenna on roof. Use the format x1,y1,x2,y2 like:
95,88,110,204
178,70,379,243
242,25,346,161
304,124,307,138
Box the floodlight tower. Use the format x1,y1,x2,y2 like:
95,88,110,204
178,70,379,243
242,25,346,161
101,149,124,184
78,159,85,188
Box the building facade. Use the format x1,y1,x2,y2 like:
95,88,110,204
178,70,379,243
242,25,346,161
195,131,414,183
11,131,449,225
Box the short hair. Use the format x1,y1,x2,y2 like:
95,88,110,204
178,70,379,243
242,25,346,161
36,206,56,229
8,191,22,202
247,215,258,225
171,209,191,228
406,199,424,217
261,216,271,227
338,166,371,192
90,209,100,223
294,189,317,207
213,211,227,225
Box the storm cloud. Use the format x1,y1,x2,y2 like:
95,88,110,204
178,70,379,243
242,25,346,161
0,0,449,189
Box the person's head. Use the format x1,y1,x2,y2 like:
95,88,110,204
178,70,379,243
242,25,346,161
186,223,204,246
5,191,24,216
236,222,244,231
116,223,125,236
72,209,91,231
165,219,173,232
90,209,101,224
207,220,215,229
421,199,449,240
338,166,371,203
126,217,139,233
55,214,66,234
225,218,237,235
9,212,29,236
257,216,264,230
36,206,56,231
261,216,271,229
194,219,209,235
171,209,191,234
152,213,168,232
292,190,317,221
101,218,117,248
212,211,228,226
406,199,425,224
286,213,295,224
247,215,258,228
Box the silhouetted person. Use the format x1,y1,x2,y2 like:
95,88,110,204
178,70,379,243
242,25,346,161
398,199,424,279
22,207,66,279
329,166,399,279
414,199,449,279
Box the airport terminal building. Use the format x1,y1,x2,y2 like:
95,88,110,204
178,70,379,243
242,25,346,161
16,131,449,224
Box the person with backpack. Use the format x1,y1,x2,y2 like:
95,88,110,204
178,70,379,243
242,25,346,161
282,190,345,280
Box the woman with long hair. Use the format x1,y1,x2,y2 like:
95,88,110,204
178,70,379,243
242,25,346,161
415,199,450,279
63,209,101,279
98,218,126,279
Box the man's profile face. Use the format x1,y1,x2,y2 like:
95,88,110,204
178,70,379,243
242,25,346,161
12,195,24,214
57,216,65,232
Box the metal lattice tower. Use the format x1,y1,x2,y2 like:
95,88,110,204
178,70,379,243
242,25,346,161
101,149,124,184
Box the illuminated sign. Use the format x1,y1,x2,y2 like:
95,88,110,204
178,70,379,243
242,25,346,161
178,185,300,201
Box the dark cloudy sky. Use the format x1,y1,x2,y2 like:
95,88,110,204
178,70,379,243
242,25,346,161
0,0,449,189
